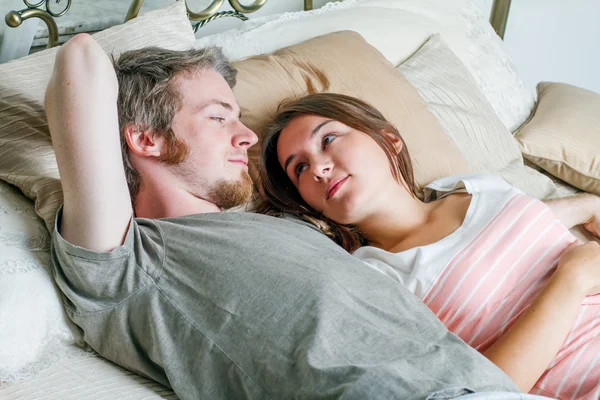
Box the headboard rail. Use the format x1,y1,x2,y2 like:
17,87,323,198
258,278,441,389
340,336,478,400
4,0,512,49
4,0,315,49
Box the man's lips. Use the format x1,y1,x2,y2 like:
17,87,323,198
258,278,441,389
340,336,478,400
229,159,248,166
326,176,348,200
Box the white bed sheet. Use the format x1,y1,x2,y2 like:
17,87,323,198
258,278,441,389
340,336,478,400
0,344,177,400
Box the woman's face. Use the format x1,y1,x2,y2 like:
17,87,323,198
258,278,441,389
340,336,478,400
276,114,400,225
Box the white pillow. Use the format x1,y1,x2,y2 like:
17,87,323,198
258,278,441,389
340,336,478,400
0,1,195,380
195,0,534,132
397,34,558,200
0,182,80,381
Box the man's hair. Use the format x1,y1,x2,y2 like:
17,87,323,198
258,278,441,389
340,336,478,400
112,46,236,203
259,93,416,253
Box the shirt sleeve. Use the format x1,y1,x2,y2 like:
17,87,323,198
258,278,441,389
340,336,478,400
50,206,165,315
424,173,515,201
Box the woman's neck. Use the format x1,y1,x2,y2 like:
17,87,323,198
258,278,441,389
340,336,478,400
357,192,435,252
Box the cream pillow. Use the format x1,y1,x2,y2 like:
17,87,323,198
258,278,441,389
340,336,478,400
0,2,195,231
233,31,472,196
196,0,534,133
516,82,600,196
397,34,559,200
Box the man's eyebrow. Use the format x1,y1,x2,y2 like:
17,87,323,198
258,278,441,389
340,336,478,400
284,120,335,174
196,100,238,114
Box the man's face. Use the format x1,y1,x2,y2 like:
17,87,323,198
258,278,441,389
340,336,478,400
168,69,258,209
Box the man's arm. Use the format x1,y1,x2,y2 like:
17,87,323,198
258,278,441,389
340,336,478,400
545,193,600,237
45,33,132,252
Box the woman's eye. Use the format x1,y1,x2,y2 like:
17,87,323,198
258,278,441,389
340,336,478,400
211,117,225,123
322,134,336,149
295,163,307,177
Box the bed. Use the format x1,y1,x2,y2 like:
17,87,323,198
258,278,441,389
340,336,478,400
1,0,600,399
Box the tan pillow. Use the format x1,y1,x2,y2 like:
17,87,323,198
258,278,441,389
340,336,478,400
0,1,195,231
396,34,559,200
516,82,600,195
233,31,472,196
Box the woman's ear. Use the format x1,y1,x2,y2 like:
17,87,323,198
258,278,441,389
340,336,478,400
124,124,163,158
382,129,404,153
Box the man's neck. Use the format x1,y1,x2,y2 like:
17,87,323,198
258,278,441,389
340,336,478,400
134,182,222,219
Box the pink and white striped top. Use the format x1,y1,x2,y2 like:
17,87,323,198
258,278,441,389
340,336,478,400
353,174,600,399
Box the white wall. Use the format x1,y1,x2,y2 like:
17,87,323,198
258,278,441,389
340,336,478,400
475,0,600,94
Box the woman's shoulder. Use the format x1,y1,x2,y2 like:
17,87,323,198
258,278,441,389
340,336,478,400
423,173,519,202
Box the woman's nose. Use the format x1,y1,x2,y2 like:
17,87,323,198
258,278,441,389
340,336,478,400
311,163,331,181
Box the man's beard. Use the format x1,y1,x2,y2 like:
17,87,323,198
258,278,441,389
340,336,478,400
160,134,254,209
208,171,253,210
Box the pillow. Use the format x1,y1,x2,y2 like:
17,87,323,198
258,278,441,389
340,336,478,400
516,82,600,196
196,0,534,133
397,34,559,200
232,31,472,195
0,181,79,381
0,1,196,231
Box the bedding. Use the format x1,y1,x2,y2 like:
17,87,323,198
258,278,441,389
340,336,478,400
195,0,535,133
0,0,596,398
0,181,75,379
516,82,600,196
397,34,559,200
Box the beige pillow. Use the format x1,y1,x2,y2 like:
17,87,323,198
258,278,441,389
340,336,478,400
516,82,600,195
397,34,559,200
233,31,472,196
0,1,195,231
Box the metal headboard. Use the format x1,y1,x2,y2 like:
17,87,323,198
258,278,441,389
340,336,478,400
5,0,512,49
490,0,512,40
4,0,315,49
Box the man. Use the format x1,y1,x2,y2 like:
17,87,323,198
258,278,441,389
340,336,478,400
46,33,522,399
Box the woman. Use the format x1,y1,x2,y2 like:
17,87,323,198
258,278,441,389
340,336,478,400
260,93,600,399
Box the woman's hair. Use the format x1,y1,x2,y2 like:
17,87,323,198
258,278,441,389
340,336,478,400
259,93,417,252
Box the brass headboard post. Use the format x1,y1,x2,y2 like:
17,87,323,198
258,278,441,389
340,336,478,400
5,0,72,49
490,0,512,40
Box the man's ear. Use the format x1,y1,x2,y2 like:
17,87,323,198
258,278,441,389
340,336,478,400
382,129,404,153
124,124,163,158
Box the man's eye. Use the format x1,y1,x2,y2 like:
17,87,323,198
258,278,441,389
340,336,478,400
295,163,307,177
211,117,225,123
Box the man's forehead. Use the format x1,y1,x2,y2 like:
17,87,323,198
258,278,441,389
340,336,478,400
197,99,239,112
175,71,240,111
175,69,233,94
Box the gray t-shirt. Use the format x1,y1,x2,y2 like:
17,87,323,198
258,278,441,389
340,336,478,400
50,209,518,400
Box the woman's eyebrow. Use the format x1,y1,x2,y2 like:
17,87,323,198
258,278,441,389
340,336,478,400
311,119,334,138
284,120,335,173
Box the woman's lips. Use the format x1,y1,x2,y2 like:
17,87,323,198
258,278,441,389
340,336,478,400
326,176,348,199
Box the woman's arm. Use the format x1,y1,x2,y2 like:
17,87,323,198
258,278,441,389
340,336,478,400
545,193,600,236
482,242,600,392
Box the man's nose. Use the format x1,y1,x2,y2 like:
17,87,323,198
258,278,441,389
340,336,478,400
233,122,258,149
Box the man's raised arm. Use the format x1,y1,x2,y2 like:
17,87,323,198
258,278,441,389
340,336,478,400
46,33,132,252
